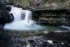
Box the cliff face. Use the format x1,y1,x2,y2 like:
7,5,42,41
33,9,70,26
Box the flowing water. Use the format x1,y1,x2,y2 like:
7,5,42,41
4,6,69,31
4,6,46,31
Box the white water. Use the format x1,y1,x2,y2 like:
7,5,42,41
61,26,70,30
4,6,46,31
10,6,22,21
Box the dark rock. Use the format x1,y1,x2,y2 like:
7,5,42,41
0,2,14,26
33,9,70,26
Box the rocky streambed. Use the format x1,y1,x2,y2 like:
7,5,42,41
0,30,70,47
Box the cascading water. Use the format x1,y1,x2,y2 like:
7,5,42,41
4,6,46,31
10,6,22,21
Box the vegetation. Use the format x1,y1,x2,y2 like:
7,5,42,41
0,0,70,9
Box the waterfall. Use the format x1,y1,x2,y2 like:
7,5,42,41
9,6,34,26
24,10,32,20
21,10,34,26
4,6,46,31
10,6,22,21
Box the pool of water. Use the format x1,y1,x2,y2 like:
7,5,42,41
4,22,69,31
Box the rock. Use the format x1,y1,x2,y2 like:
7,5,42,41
0,2,14,26
1,30,70,47
33,9,70,26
